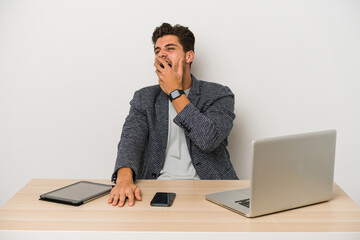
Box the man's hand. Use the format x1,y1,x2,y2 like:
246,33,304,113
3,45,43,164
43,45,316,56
108,168,142,207
154,56,184,95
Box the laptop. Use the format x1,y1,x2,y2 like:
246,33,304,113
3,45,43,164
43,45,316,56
206,130,337,217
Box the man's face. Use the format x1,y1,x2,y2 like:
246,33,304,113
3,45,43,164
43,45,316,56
154,35,186,69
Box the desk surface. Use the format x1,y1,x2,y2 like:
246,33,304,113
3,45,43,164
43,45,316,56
0,179,359,232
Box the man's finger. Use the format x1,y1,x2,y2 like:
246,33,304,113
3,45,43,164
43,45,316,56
134,187,142,201
155,69,162,80
112,194,119,206
118,194,126,207
127,191,135,206
108,194,114,204
176,57,184,74
154,62,164,73
108,190,114,203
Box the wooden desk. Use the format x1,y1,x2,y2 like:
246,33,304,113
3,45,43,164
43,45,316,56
0,179,359,233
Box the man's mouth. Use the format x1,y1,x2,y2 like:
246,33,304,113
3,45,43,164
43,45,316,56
160,61,172,69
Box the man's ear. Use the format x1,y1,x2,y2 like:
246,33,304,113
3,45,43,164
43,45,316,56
185,50,195,64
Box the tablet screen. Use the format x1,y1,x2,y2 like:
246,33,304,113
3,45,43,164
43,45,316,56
40,181,113,205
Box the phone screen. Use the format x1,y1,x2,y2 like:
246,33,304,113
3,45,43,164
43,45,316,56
150,192,176,207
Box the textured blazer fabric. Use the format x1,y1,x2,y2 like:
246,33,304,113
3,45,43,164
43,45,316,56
112,75,238,182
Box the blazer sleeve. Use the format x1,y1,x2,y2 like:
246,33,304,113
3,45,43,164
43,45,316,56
173,86,235,152
112,90,149,182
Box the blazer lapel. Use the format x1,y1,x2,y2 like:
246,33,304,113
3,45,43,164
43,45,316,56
185,75,201,155
188,75,201,107
155,90,169,168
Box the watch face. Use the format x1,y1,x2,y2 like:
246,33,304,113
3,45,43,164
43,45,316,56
170,90,181,99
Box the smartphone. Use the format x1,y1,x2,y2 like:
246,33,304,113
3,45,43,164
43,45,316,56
150,192,176,207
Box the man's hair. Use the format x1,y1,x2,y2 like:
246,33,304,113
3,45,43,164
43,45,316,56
152,23,195,53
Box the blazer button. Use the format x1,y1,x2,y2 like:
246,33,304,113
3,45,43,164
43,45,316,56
152,173,157,178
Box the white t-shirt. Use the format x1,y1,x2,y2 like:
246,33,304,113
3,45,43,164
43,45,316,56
158,89,200,180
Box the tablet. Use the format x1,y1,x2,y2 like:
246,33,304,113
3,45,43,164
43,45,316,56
39,181,114,206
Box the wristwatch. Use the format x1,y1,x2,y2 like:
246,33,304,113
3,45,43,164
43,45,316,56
169,89,185,102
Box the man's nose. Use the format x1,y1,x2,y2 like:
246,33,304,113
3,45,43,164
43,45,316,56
158,50,167,58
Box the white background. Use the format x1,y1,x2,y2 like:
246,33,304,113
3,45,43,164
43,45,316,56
0,0,359,207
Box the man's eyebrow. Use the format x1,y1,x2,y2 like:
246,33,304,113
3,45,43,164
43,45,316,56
164,43,178,48
154,43,178,52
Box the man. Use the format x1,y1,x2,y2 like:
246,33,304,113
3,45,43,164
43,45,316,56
108,23,238,207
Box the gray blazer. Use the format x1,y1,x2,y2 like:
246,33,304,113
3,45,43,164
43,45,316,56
112,75,238,182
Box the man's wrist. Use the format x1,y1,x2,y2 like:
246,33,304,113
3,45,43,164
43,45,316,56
171,94,190,114
116,167,134,184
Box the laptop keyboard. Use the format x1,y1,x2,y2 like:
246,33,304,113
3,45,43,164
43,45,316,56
235,198,250,208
